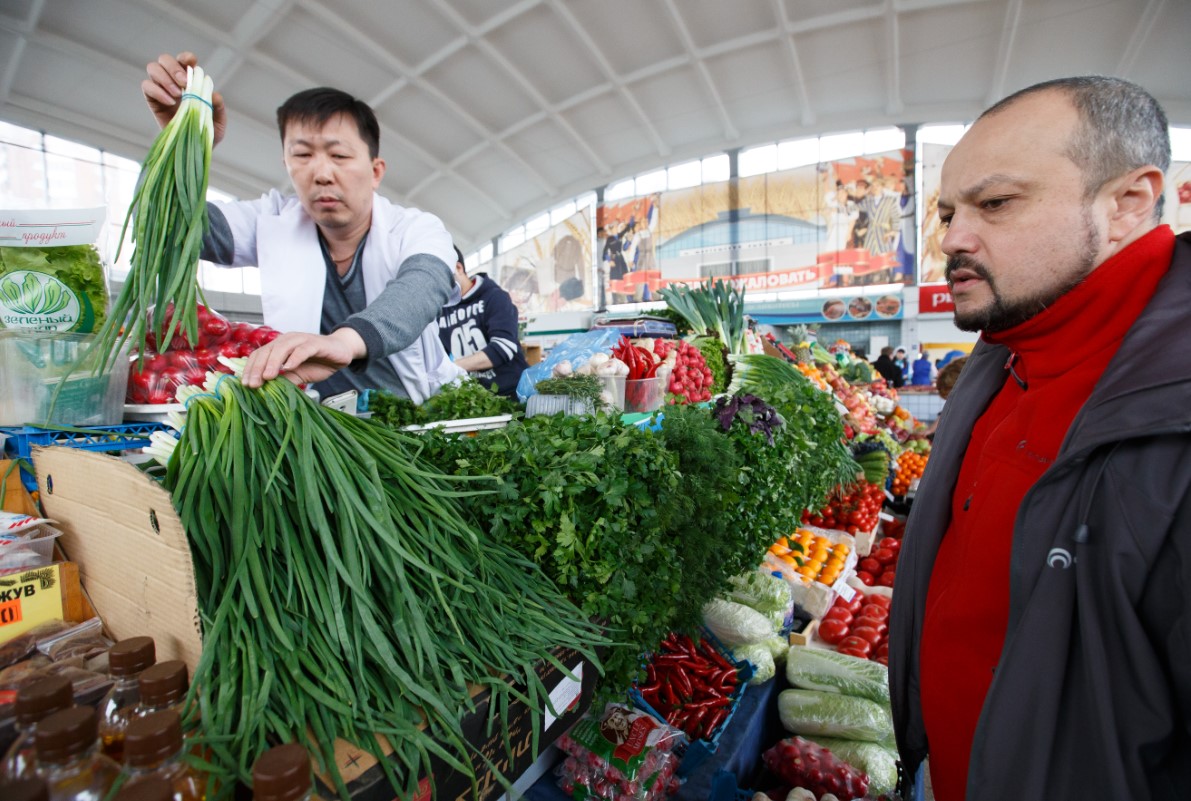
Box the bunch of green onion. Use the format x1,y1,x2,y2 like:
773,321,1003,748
658,278,747,355
93,65,215,372
163,374,606,798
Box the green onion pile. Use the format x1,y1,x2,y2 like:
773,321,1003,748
658,278,747,355
165,376,605,798
94,65,215,372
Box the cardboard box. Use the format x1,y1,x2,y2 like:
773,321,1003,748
31,446,595,798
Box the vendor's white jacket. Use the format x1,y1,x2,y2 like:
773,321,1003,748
213,190,464,403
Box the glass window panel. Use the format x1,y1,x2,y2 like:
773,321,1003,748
820,131,865,162
703,154,729,183
667,159,701,190
863,127,905,154
635,168,666,194
739,144,777,177
777,137,819,170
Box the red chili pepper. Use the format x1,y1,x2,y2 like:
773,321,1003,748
672,668,693,699
687,674,714,698
662,679,680,710
700,639,735,671
685,705,708,735
654,653,692,665
704,706,729,738
685,696,729,710
646,663,658,683
718,670,740,695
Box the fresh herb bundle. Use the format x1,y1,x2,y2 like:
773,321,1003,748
370,380,519,429
534,374,604,409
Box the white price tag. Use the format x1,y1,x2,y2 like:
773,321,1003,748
837,582,857,603
543,663,583,733
879,511,895,522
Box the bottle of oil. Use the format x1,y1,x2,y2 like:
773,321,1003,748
98,636,156,762
120,710,205,801
252,743,325,801
0,775,50,801
112,776,173,801
1,675,74,780
32,706,120,801
136,661,189,721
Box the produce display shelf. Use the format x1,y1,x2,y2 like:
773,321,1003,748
0,422,169,492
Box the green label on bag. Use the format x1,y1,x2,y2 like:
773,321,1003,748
0,270,85,331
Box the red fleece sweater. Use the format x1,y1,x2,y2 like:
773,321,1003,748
918,226,1175,801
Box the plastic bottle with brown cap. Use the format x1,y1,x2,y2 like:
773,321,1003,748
252,743,326,801
136,661,190,723
119,710,204,801
0,776,50,801
98,637,156,763
32,706,120,801
1,675,75,781
112,776,173,801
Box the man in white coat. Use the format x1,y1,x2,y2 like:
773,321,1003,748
142,52,464,402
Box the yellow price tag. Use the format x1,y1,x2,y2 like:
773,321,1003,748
0,564,65,643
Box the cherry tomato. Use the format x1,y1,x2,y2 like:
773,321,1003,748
817,618,850,645
872,547,898,566
878,570,897,588
879,537,901,551
854,570,875,586
837,636,872,657
849,625,882,646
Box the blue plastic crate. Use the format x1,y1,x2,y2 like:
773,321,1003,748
630,631,754,777
0,422,170,493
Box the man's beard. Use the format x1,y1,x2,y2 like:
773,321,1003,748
946,212,1100,333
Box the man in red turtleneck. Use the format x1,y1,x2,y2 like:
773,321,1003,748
889,77,1191,801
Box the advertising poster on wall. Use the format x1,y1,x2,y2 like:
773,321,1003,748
633,151,916,296
1166,160,1191,234
493,207,595,317
918,142,952,284
597,194,661,304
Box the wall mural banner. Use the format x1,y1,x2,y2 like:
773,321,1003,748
1166,160,1191,234
597,194,661,304
612,150,916,300
494,207,595,317
749,290,905,326
918,142,951,284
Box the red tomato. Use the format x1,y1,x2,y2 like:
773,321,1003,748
823,607,853,626
875,642,890,660
837,636,872,657
872,547,898,566
857,604,889,623
878,537,901,551
865,594,892,610
878,571,897,588
873,654,889,665
858,558,882,575
849,625,882,646
854,570,876,586
817,618,850,645
846,593,865,613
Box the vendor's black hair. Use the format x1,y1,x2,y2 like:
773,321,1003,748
276,87,381,159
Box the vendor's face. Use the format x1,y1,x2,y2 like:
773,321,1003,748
283,113,385,232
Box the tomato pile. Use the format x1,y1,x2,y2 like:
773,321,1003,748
802,481,885,535
126,303,280,405
891,450,928,495
768,529,851,586
636,632,743,742
855,536,901,588
815,591,892,664
653,338,714,403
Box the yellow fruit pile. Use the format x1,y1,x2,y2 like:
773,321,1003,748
768,528,852,586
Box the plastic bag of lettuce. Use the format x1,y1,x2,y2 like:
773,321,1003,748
0,208,109,333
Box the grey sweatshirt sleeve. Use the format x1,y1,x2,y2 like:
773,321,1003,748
335,253,454,360
200,202,235,265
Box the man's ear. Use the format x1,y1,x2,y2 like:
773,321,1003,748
372,157,386,189
1105,165,1164,242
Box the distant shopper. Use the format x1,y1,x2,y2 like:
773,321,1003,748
893,347,909,379
872,346,905,388
909,352,933,386
437,246,529,397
